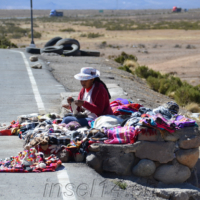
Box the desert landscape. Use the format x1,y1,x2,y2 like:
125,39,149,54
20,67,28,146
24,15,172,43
1,8,200,86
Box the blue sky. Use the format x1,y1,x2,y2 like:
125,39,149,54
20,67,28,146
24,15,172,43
0,0,200,10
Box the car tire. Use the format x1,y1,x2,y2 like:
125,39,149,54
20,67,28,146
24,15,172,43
44,37,62,47
80,50,100,57
40,45,64,55
26,47,41,54
56,38,80,50
63,44,80,56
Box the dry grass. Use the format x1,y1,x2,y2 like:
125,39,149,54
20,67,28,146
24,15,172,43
185,103,200,113
123,59,139,73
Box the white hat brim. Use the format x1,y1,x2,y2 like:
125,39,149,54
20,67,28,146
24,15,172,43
74,69,100,80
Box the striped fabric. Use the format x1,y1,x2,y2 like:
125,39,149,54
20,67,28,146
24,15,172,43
103,126,137,144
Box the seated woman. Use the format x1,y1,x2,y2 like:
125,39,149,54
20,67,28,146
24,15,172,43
62,67,113,126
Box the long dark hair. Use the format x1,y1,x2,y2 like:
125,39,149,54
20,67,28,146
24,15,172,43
94,77,111,99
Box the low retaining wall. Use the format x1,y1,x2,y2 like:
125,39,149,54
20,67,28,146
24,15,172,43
87,126,200,185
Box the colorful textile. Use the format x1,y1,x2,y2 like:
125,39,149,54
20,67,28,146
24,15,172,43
65,121,81,130
0,151,62,173
110,98,133,107
0,130,12,136
103,126,137,144
111,103,142,115
174,115,196,128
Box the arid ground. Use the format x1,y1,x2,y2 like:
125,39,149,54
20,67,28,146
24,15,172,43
1,9,200,85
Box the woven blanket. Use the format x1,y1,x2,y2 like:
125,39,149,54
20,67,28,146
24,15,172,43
103,126,137,144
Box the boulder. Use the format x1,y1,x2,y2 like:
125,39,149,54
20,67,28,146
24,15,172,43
73,153,85,162
31,63,42,69
176,148,199,168
99,144,135,175
154,161,191,184
102,151,135,175
132,159,156,177
179,136,200,149
135,141,175,163
29,56,38,62
164,127,200,142
86,152,102,173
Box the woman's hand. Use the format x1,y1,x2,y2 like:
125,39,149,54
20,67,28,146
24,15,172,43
67,97,74,105
62,104,70,109
74,100,84,107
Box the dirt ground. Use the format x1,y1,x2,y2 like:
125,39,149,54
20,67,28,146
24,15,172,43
1,9,200,86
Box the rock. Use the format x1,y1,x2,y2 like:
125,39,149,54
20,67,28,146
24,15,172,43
164,127,200,142
172,193,189,200
163,132,179,142
179,136,200,149
187,168,198,187
154,161,191,184
135,141,175,163
132,159,156,177
57,149,70,163
102,151,135,175
86,152,102,173
73,153,85,162
31,63,42,69
29,56,38,62
99,144,135,175
176,148,199,168
138,131,164,142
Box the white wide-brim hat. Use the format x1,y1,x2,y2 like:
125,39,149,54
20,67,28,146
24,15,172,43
74,67,100,80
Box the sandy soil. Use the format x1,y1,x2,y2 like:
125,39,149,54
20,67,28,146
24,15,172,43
1,9,200,85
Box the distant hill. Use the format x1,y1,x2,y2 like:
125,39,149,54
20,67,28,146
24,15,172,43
0,0,200,10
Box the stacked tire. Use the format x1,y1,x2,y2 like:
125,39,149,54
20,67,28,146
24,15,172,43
26,37,100,57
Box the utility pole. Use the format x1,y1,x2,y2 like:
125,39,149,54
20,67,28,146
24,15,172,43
30,0,35,47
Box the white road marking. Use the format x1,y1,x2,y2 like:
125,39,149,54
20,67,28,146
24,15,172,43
57,168,77,200
11,50,75,200
11,50,46,114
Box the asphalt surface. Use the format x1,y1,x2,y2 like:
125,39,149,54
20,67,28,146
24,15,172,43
0,49,118,200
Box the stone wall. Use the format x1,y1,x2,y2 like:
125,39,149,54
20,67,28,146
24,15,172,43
86,126,200,185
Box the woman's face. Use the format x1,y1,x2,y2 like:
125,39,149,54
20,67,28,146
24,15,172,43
80,79,94,88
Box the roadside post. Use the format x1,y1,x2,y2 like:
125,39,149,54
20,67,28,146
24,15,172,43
29,0,35,47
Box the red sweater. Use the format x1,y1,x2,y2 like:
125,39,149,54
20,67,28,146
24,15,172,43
78,82,113,117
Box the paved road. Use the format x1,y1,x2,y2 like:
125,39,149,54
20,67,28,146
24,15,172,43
0,49,117,200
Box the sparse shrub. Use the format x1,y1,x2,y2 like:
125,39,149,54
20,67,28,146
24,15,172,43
87,32,104,38
115,52,137,65
185,103,200,113
80,33,87,37
123,59,139,73
60,28,75,32
113,181,127,190
118,66,132,73
28,31,41,38
0,36,18,48
11,33,23,39
174,83,200,106
146,76,161,91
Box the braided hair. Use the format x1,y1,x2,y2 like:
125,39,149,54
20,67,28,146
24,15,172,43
94,77,111,99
